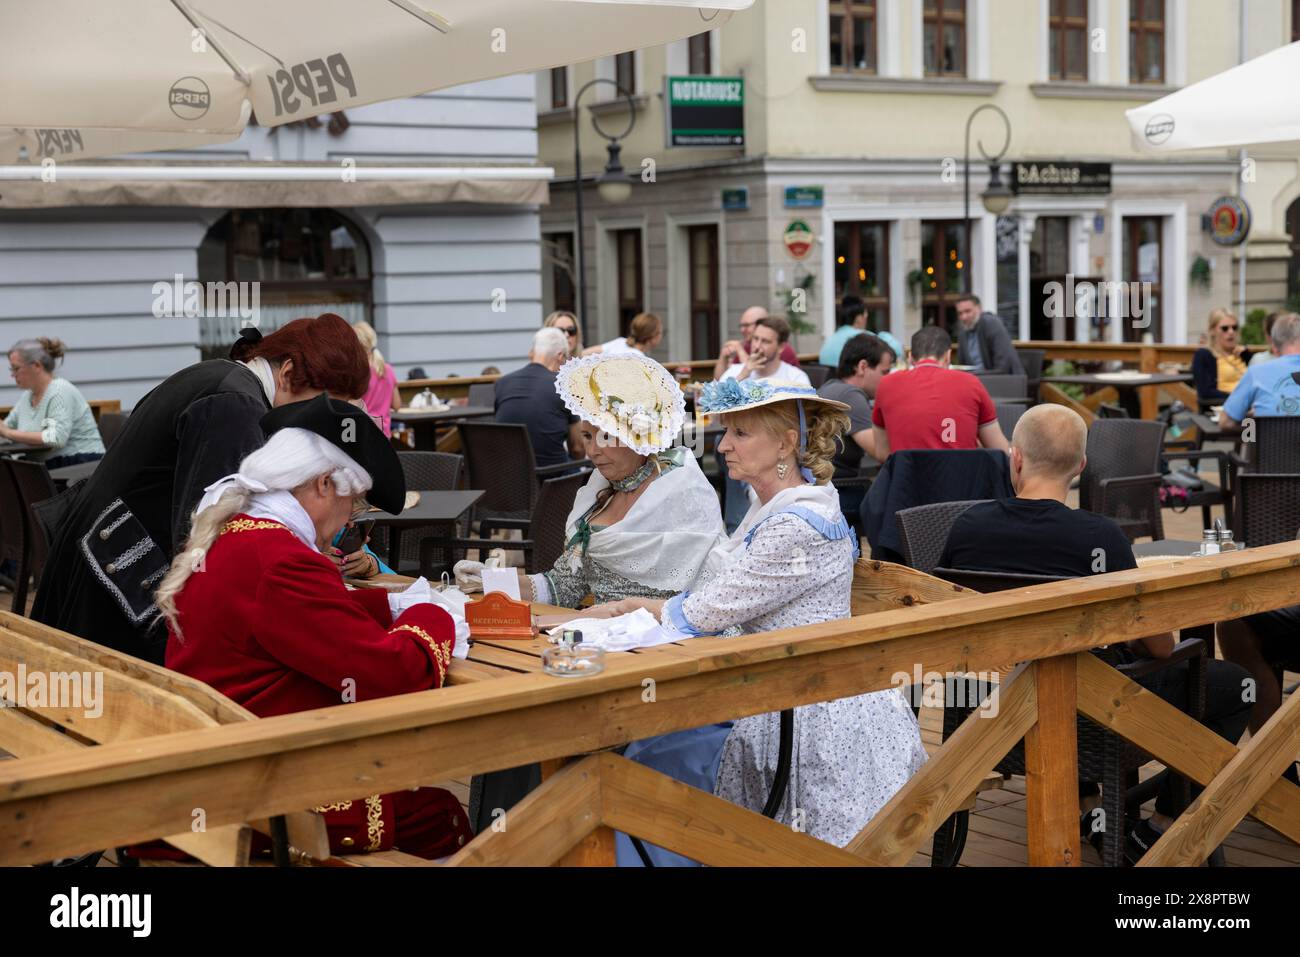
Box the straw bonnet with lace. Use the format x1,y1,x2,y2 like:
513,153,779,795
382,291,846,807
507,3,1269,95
555,352,686,455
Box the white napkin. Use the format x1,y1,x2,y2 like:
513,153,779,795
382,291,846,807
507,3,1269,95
546,608,684,652
481,566,521,601
388,577,470,660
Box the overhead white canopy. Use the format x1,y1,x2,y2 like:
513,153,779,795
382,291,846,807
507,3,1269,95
1126,40,1300,152
0,0,749,163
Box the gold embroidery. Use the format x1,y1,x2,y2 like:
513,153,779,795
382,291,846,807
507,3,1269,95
220,518,289,536
365,794,385,852
313,800,353,813
393,623,452,685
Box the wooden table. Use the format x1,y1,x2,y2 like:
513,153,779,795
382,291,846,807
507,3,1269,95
391,406,494,451
364,489,484,569
49,459,100,486
1132,538,1205,560
1042,372,1192,420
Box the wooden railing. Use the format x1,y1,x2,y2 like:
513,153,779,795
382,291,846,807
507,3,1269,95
3,545,1298,866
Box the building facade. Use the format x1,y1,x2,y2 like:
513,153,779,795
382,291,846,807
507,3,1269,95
1,75,547,410
538,0,1300,362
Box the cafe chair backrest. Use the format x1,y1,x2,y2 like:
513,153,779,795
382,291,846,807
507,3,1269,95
895,500,989,574
97,412,129,449
1234,473,1300,548
1079,419,1163,509
529,469,593,574
458,422,542,516
467,382,496,409
930,567,1067,592
6,458,57,595
1251,417,1300,474
976,374,1027,399
802,364,832,388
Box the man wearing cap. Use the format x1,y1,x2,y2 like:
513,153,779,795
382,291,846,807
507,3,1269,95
155,394,473,859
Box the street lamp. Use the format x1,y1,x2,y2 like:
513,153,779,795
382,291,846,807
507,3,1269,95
572,78,636,344
963,103,1013,293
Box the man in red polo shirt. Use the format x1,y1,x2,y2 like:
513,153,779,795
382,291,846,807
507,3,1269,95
871,325,1009,457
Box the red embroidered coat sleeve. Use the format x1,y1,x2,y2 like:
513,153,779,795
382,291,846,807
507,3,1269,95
250,545,455,698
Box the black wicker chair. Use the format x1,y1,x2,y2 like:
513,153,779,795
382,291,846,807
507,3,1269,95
1016,348,1045,402
97,412,129,450
894,500,989,574
1238,416,1300,474
467,382,496,409
458,422,588,537
382,451,465,577
975,374,1028,401
1079,419,1165,541
1233,473,1300,548
1104,401,1232,527
423,468,591,574
802,364,833,388
996,403,1026,442
1,458,56,614
929,566,1207,867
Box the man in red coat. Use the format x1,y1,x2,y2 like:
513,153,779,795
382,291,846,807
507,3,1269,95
158,394,473,859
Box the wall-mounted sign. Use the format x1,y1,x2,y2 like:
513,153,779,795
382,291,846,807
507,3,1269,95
1206,195,1251,246
784,185,824,208
665,75,744,147
722,187,749,211
1011,161,1112,195
783,219,815,260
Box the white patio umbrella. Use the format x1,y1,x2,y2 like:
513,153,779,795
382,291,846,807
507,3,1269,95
0,0,748,163
1126,40,1300,152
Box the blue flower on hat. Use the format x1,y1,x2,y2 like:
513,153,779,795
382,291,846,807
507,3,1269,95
700,377,775,413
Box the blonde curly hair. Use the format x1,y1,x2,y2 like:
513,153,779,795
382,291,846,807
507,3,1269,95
721,399,850,485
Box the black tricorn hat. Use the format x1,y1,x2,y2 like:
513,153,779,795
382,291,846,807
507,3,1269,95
260,394,406,514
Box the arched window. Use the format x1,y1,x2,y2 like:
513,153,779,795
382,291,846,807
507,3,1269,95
197,209,372,360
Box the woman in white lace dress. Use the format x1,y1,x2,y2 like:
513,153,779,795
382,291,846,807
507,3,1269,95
597,378,927,859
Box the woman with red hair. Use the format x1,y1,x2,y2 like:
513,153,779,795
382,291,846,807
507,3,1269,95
33,313,370,663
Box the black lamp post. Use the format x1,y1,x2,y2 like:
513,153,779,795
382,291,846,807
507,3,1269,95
963,104,1013,294
572,78,636,345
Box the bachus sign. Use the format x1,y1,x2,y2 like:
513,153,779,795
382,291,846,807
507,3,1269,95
1012,161,1111,195
665,75,744,147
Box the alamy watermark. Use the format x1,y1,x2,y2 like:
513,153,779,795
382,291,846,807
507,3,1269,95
152,273,260,326
1043,274,1154,330
0,665,104,719
891,664,1001,718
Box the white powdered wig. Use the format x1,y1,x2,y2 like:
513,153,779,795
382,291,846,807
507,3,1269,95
157,427,372,636
194,427,372,517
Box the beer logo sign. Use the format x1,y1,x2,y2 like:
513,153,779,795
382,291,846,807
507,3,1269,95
1144,113,1175,145
169,76,211,120
783,219,815,260
1207,195,1251,247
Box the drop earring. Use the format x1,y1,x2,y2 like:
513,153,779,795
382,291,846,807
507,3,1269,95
776,459,789,479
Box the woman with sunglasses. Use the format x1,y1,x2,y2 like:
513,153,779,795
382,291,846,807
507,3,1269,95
1192,308,1254,411
543,310,583,357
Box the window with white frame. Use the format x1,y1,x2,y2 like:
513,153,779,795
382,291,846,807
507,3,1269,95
923,0,967,77
687,32,712,74
549,67,569,109
828,0,879,74
1129,0,1166,84
615,52,636,95
1048,0,1088,81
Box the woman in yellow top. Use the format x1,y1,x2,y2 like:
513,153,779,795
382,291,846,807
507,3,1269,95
1192,309,1253,410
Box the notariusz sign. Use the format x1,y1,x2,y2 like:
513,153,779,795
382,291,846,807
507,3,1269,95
665,76,744,147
